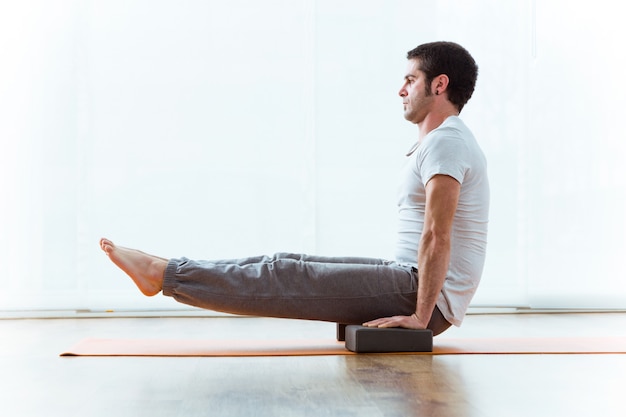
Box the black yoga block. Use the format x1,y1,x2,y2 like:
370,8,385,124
336,323,347,342
344,325,433,353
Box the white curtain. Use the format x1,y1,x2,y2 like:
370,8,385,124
1,0,624,312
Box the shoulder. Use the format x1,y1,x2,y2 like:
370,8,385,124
419,117,482,160
418,124,468,161
433,116,472,139
416,117,482,184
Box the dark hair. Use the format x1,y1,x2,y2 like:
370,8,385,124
407,41,478,112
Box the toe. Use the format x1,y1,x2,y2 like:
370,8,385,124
100,238,114,253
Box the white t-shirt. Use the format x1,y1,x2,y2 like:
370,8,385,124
395,116,489,326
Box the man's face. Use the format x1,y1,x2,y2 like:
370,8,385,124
398,58,434,124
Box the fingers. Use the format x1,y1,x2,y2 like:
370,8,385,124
363,316,403,328
363,314,424,330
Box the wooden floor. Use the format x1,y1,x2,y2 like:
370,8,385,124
2,312,626,417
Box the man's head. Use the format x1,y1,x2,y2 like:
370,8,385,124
406,41,478,113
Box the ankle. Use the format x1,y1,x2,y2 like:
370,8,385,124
148,258,167,291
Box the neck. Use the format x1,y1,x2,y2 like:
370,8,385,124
418,106,459,140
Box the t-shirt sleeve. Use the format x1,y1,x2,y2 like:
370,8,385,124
417,135,468,186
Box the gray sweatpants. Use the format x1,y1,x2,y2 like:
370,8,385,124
162,253,451,335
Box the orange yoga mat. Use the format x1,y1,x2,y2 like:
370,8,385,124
60,336,626,357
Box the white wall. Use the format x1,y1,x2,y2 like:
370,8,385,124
0,0,624,311
526,1,626,307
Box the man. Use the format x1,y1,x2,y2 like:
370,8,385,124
100,41,488,336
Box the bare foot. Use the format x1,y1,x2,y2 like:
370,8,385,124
100,238,167,296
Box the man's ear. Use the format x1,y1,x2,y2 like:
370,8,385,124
432,74,450,96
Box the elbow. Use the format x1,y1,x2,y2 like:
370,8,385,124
421,227,451,249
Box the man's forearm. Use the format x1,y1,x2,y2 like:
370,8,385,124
415,233,450,326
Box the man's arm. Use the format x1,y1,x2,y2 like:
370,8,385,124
363,174,460,329
413,174,460,326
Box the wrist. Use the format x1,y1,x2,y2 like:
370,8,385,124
411,313,429,329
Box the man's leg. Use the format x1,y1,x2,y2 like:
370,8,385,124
100,239,451,332
100,238,417,323
162,253,418,324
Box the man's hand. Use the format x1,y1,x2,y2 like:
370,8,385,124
363,314,428,330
